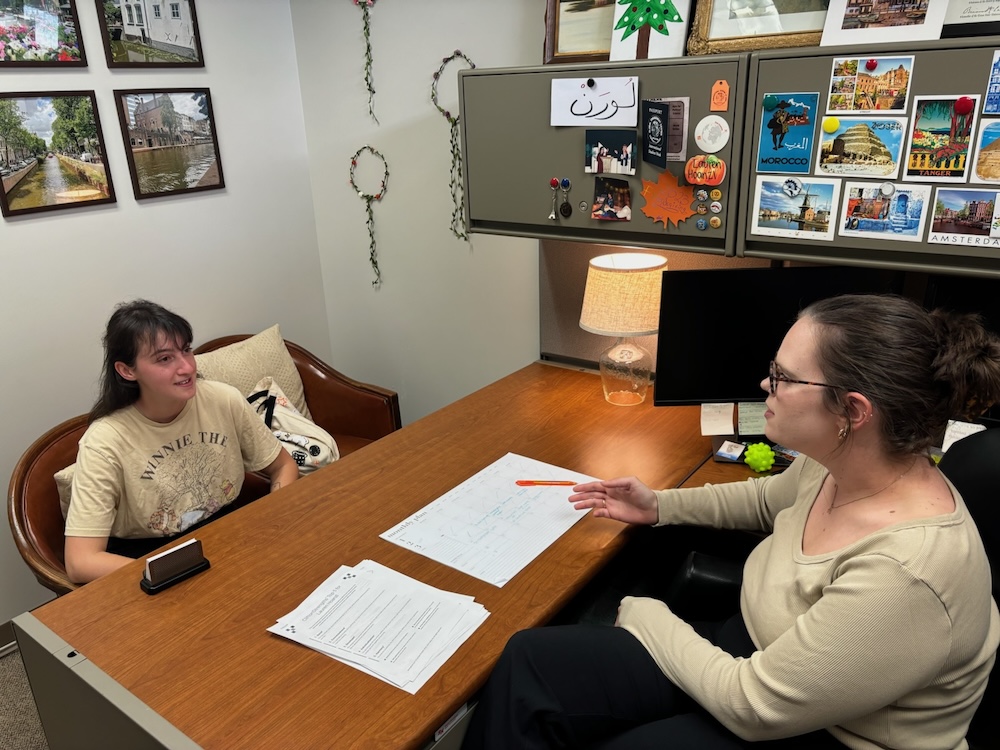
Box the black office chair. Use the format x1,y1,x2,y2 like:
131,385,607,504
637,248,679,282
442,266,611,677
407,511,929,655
662,432,999,749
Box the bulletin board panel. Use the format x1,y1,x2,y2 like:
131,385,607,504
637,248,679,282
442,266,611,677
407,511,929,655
459,55,748,256
738,37,1000,278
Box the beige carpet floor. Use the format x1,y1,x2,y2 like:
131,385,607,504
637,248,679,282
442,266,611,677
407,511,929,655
0,649,48,750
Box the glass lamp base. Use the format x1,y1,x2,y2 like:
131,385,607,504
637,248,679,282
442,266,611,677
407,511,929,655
599,338,652,406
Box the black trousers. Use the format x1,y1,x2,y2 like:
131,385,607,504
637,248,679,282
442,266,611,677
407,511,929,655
461,615,847,750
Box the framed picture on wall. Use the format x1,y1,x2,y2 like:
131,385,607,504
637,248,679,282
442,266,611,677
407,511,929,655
113,88,224,199
544,0,614,64
686,0,828,55
0,91,116,218
0,0,86,66
95,0,204,68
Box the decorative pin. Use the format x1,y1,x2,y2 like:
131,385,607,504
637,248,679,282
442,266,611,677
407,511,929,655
559,178,573,218
549,177,559,220
349,145,389,287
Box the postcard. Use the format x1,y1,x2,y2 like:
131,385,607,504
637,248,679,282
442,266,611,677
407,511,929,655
928,188,1000,247
839,182,930,243
903,95,980,183
985,52,1000,115
826,56,913,115
815,117,906,179
756,93,819,175
585,129,637,175
751,175,840,241
821,0,948,47
971,119,1000,184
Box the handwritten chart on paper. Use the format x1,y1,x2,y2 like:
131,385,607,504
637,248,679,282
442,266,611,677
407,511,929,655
381,453,596,586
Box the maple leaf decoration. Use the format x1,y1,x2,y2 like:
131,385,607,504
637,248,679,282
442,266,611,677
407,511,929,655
640,171,696,229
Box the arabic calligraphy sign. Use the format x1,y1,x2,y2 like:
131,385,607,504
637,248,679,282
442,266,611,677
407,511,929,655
550,77,638,127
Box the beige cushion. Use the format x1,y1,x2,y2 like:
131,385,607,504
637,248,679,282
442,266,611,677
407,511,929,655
195,325,311,419
55,463,75,519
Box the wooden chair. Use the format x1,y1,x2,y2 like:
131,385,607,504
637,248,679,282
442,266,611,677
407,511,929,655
8,337,401,596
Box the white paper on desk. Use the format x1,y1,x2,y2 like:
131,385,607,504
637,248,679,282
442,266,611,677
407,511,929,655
701,403,735,436
380,453,595,587
550,77,638,127
269,559,488,694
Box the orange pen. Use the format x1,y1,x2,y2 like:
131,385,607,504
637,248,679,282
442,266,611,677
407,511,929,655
515,480,577,486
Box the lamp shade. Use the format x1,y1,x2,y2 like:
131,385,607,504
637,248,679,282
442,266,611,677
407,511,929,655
579,253,667,337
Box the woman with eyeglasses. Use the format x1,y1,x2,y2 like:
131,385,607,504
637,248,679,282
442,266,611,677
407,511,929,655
462,294,1000,750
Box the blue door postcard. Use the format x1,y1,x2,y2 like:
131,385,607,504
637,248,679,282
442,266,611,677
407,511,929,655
929,188,1000,247
815,117,906,179
751,175,840,241
903,95,980,183
971,119,1000,184
757,93,819,174
839,182,930,243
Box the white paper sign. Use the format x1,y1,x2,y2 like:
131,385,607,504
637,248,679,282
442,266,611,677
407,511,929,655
550,77,638,127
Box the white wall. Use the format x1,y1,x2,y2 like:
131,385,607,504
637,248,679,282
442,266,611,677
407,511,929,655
3,1,543,624
1,2,330,623
289,0,541,425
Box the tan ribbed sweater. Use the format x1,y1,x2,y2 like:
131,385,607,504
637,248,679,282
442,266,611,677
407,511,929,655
619,456,999,749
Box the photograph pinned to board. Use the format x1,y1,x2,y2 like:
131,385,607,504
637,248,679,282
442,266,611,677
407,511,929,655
839,181,931,242
550,76,638,127
585,129,636,175
928,187,1000,247
609,0,691,61
113,88,224,200
984,52,1000,115
590,176,633,221
0,91,116,218
96,0,204,67
641,97,689,168
751,175,840,241
815,117,906,179
820,0,948,46
756,92,819,174
971,119,1000,184
903,95,980,183
826,56,913,115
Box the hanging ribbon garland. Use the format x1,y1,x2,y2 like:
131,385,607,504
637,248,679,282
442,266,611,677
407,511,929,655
431,50,476,241
352,0,379,123
349,145,389,287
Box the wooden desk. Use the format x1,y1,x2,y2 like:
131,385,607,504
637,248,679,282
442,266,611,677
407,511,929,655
15,363,713,750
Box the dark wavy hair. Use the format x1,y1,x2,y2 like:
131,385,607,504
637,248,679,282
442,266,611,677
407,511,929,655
801,294,1000,455
89,300,193,423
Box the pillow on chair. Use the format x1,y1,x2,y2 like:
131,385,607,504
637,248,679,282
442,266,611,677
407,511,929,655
195,325,311,419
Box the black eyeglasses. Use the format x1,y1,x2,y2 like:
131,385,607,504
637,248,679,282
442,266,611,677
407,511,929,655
769,360,842,396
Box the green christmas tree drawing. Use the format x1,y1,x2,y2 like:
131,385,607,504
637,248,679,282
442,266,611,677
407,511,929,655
615,1,685,49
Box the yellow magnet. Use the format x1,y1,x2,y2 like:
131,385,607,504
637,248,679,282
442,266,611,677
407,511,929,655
822,116,840,134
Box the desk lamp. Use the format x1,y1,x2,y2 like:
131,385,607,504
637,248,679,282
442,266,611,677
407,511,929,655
579,252,667,406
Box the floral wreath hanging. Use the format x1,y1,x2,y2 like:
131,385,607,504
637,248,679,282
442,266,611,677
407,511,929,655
431,50,476,241
349,145,389,287
352,0,379,123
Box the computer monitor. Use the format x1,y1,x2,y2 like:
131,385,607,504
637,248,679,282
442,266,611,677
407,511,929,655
653,266,908,407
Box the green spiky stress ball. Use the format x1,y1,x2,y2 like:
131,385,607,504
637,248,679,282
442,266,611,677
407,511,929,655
744,443,775,473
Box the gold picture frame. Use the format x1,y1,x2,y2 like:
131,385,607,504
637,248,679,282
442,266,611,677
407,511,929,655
544,0,614,65
686,0,828,56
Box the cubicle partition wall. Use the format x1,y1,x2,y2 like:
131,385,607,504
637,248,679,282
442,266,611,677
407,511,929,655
460,37,1000,278
459,55,748,256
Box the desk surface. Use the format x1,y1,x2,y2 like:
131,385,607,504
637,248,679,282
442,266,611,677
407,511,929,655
29,363,715,749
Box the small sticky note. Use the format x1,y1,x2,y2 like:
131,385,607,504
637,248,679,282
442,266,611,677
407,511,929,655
700,402,735,436
737,402,767,436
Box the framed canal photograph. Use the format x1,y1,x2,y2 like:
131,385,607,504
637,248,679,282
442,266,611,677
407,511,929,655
0,0,86,66
544,0,614,64
113,88,224,200
96,0,203,68
0,91,115,218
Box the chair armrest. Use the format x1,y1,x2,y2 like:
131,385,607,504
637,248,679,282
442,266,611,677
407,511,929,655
664,551,743,622
283,341,401,442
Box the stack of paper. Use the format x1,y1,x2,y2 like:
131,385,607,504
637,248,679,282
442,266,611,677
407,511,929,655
268,559,488,694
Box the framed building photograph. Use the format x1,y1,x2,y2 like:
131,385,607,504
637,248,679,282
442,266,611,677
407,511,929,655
113,88,223,199
0,91,115,218
544,0,614,64
96,0,203,67
0,0,86,66
687,0,828,55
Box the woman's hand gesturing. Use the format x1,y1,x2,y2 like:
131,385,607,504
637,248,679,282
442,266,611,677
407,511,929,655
569,477,658,525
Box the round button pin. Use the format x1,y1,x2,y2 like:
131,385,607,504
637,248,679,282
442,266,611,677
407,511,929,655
710,189,722,201
709,216,722,229
710,201,723,213
696,218,708,230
